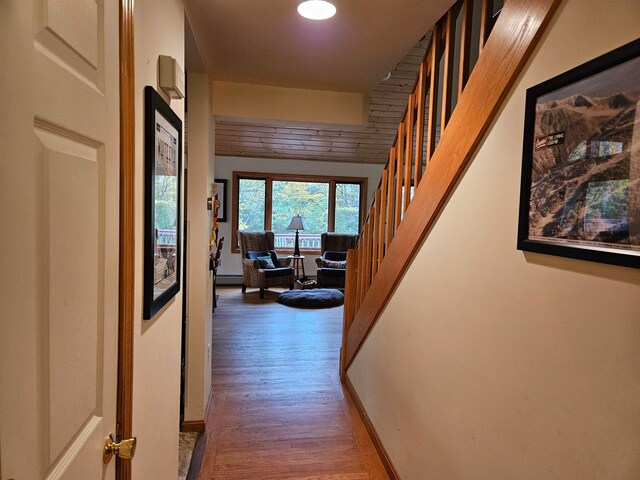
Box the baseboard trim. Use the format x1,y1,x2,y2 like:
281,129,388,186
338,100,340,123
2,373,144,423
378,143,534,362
344,374,400,480
217,275,242,285
181,420,205,433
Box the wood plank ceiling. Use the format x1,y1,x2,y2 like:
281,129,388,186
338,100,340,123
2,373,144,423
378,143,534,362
214,34,431,165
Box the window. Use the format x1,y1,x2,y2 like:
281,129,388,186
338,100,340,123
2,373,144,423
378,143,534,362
334,183,361,234
232,172,367,253
238,178,266,231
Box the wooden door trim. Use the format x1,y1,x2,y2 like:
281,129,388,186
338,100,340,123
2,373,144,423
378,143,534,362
117,1,135,478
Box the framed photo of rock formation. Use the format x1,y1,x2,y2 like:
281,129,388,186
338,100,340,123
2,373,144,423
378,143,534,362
518,38,640,269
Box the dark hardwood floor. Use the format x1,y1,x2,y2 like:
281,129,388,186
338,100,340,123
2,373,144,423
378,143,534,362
198,286,389,480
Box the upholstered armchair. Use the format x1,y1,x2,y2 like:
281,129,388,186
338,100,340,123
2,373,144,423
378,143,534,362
238,231,294,299
314,233,359,289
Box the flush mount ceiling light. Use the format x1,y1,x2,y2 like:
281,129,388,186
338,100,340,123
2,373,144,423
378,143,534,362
297,0,336,20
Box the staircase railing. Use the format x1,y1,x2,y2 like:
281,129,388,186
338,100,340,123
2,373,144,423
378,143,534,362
340,0,561,380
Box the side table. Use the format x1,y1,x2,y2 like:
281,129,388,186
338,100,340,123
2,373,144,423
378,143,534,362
286,255,306,281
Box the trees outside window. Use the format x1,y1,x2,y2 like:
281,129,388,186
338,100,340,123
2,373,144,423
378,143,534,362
232,172,367,253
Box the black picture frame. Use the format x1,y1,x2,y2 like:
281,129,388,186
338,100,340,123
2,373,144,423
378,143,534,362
214,179,227,222
517,39,640,269
144,86,183,319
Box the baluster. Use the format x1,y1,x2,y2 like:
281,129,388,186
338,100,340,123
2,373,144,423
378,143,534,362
479,0,495,53
414,62,427,188
377,169,388,269
394,123,404,233
340,248,358,382
404,95,415,212
427,22,441,161
371,189,381,279
441,5,459,130
458,0,473,96
385,148,395,247
356,234,364,310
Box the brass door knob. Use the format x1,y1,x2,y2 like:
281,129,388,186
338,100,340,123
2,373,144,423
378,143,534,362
103,434,137,464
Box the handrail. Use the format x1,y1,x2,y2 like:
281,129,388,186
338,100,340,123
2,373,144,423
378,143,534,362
342,0,561,376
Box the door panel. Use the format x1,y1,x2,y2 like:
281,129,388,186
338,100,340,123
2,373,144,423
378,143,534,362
0,0,119,478
39,126,101,464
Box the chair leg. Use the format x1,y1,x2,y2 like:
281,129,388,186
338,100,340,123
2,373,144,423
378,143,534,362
259,288,265,299
241,284,246,293
289,283,294,290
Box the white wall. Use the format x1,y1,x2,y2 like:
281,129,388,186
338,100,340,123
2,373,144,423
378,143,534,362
133,0,184,478
214,155,383,278
348,1,640,479
184,72,214,423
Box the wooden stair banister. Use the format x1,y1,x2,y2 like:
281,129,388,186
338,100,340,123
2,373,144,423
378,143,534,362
342,0,561,376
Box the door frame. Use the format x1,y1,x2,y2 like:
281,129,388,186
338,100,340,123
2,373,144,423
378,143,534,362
117,1,135,479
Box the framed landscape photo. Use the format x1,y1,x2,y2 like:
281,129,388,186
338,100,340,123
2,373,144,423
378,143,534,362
144,86,183,319
214,179,227,222
517,39,640,269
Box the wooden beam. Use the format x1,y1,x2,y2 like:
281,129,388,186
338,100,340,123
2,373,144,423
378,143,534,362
328,180,336,232
345,0,561,369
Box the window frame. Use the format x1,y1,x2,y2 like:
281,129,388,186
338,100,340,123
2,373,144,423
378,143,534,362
232,171,367,254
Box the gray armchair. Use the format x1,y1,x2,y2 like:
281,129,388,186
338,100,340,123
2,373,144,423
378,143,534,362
238,231,294,299
315,233,359,289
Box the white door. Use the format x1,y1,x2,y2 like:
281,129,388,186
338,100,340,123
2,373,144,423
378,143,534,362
0,0,120,478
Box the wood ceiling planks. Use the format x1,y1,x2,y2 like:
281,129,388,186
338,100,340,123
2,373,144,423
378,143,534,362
214,34,431,164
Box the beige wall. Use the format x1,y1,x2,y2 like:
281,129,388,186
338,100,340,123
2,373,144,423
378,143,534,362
348,1,640,479
184,73,215,423
214,155,383,277
133,0,184,477
213,81,368,126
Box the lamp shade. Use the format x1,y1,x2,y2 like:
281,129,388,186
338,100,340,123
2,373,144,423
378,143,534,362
287,215,308,231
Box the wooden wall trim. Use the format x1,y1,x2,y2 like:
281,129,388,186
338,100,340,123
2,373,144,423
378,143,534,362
344,375,400,480
230,170,368,253
181,420,206,433
117,0,135,478
344,0,561,369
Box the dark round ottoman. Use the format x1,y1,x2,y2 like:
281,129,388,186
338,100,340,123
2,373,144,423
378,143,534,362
277,288,344,308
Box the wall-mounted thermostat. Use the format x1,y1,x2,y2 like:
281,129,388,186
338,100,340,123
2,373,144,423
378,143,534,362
159,55,185,99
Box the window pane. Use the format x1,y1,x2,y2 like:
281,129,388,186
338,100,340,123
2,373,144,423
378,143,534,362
335,183,361,234
272,181,328,250
238,179,265,231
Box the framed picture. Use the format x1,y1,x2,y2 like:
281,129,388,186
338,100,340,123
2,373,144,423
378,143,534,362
517,39,640,269
214,179,227,222
144,86,183,319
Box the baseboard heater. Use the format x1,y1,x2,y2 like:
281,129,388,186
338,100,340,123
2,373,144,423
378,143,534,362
217,275,317,286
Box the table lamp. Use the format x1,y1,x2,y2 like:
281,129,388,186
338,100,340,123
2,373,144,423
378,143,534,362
287,214,308,257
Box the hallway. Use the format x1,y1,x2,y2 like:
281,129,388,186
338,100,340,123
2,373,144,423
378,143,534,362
198,286,389,479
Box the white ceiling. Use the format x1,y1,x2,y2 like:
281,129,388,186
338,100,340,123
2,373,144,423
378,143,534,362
185,0,453,93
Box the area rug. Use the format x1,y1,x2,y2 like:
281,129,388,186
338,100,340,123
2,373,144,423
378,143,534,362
277,288,344,308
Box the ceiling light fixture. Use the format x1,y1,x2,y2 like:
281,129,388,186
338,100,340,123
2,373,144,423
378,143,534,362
297,0,336,20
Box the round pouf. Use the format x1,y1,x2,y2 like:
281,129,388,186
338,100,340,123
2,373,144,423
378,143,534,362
277,288,344,308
